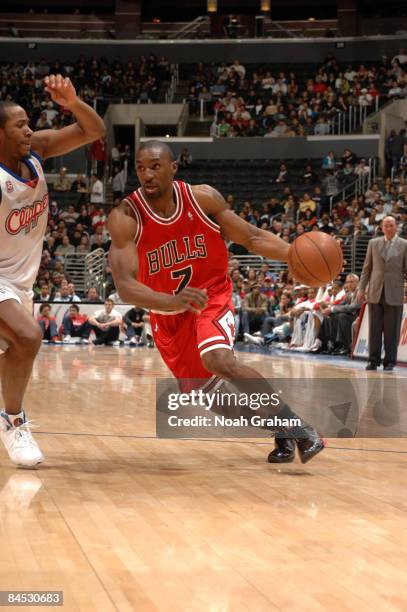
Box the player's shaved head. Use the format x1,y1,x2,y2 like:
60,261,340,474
0,101,21,128
135,139,178,200
137,140,175,162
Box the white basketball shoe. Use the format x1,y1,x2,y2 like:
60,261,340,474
0,411,44,468
243,333,264,346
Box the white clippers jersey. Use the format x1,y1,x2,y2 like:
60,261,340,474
0,152,48,294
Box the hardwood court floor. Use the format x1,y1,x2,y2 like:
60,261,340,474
0,346,407,611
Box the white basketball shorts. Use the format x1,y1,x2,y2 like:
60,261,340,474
0,282,34,352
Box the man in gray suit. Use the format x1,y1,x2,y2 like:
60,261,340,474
358,216,407,371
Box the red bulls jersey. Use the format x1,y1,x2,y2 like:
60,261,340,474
124,181,231,307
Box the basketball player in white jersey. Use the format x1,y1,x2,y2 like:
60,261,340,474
0,74,105,467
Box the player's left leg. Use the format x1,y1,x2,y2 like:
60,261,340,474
200,348,324,464
0,297,44,467
196,296,323,464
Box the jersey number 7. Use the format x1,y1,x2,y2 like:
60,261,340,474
171,266,193,294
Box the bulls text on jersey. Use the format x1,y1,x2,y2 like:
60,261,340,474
146,234,207,275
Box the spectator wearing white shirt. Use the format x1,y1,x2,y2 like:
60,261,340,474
388,81,402,98
272,79,288,96
88,299,122,345
392,48,407,66
358,88,373,107
23,61,36,77
44,101,59,124
354,158,370,176
111,144,121,165
374,203,386,224
60,205,79,227
344,66,356,81
36,112,51,130
90,173,104,205
67,282,81,303
289,287,320,349
112,166,126,199
108,291,125,304
230,59,245,79
365,184,383,204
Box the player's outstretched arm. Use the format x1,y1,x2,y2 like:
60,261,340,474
107,202,208,313
30,74,106,160
192,184,290,262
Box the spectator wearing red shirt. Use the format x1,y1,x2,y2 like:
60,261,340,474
313,77,328,95
90,137,107,178
92,207,107,230
335,200,349,219
62,305,91,343
368,84,379,98
260,277,275,300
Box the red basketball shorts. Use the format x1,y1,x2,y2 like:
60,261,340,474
150,286,235,383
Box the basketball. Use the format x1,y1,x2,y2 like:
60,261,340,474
288,232,343,287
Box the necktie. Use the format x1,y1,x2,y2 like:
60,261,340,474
383,240,391,261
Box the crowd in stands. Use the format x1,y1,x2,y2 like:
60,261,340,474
34,137,136,306
2,52,405,143
223,146,406,238
184,51,407,137
0,54,172,126
231,264,361,356
225,144,407,356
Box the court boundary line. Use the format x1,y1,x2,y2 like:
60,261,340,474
34,431,407,455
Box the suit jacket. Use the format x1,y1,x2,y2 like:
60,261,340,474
359,235,407,305
331,289,361,315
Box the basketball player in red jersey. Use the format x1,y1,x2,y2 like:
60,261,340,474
0,75,105,467
108,141,324,464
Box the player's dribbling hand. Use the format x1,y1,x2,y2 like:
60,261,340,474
170,288,208,314
43,74,77,107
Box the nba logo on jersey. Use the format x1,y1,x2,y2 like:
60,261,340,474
5,180,13,193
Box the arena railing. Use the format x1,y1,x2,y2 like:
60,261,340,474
230,255,287,274
350,234,372,275
329,156,377,213
329,98,381,135
230,234,372,278
64,248,106,297
168,17,209,40
165,65,180,104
